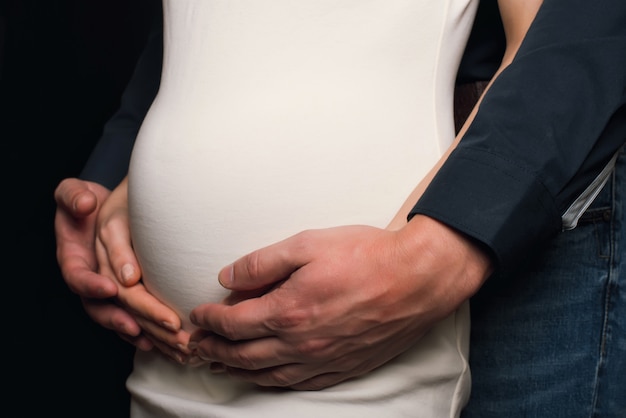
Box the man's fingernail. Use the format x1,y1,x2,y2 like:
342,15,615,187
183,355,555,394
218,264,234,287
121,264,135,282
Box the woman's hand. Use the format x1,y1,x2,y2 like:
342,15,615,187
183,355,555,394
95,177,197,364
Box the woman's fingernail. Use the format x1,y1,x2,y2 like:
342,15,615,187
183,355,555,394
121,264,135,283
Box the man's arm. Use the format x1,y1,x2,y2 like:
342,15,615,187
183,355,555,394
79,15,163,189
411,0,626,270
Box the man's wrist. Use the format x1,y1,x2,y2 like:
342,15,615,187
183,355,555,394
400,215,494,302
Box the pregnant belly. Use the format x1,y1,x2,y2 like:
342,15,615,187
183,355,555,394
128,97,441,330
128,79,441,331
124,0,466,330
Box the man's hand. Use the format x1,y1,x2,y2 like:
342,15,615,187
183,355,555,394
54,177,152,350
189,215,492,390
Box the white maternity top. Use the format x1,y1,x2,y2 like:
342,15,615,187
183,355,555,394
127,1,478,417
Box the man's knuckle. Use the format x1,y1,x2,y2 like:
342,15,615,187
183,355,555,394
266,308,305,331
232,350,258,370
292,230,314,252
294,338,331,359
297,376,333,391
268,369,296,387
217,319,239,341
244,252,261,279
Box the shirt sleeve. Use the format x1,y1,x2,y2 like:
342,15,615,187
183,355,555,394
409,0,626,270
79,16,163,190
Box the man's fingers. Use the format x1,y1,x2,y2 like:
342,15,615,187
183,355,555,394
192,333,291,371
118,333,154,352
193,338,382,389
60,254,118,298
288,372,349,391
222,363,315,388
218,231,313,291
54,177,98,216
190,293,289,341
82,298,142,336
225,365,353,389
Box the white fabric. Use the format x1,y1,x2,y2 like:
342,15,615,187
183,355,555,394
127,0,478,416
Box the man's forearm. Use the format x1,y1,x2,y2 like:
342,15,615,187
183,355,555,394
80,15,163,189
411,0,626,270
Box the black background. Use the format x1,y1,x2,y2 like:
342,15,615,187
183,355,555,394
2,1,160,416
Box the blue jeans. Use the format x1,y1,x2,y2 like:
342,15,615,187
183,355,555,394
462,145,626,418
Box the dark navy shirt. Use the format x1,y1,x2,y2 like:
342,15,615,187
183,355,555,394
410,0,626,269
